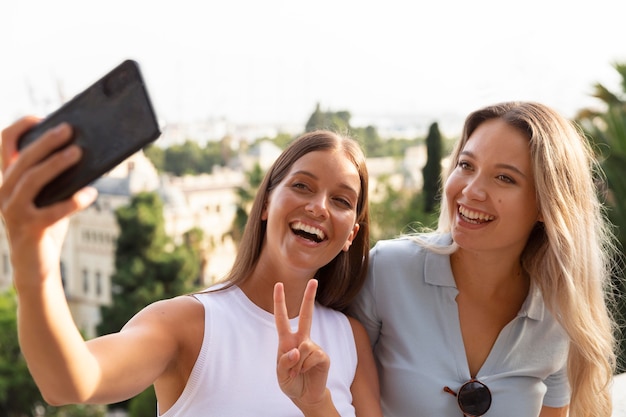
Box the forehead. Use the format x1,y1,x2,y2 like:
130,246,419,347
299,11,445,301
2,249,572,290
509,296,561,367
463,119,531,164
288,150,361,188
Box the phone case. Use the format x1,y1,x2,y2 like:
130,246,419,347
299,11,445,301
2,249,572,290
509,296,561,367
18,59,161,207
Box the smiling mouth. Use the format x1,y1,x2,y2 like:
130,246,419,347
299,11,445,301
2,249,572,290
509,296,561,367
458,205,495,224
291,221,326,243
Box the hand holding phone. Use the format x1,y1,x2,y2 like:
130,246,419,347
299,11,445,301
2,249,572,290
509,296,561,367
18,59,161,207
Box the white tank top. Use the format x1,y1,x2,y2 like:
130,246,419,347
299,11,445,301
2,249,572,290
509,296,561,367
159,285,357,417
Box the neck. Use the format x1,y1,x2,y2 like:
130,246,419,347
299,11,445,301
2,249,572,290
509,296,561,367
450,249,528,299
239,261,315,317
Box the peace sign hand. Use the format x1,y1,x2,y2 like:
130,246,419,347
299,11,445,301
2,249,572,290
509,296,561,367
274,279,331,409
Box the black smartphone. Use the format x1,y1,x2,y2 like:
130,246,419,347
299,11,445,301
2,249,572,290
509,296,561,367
18,59,161,207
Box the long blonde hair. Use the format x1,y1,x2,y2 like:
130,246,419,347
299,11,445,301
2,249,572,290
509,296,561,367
435,102,618,416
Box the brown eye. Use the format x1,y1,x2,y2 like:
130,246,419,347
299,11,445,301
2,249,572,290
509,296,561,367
333,197,353,209
457,160,472,170
496,174,515,184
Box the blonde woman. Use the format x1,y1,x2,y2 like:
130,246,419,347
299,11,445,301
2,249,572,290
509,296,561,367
350,102,618,416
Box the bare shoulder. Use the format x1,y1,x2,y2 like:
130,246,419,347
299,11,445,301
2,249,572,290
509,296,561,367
124,295,206,377
122,295,204,336
347,316,369,346
143,295,206,410
142,294,203,316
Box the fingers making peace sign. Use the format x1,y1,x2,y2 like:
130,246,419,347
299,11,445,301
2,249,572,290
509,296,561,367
273,279,331,409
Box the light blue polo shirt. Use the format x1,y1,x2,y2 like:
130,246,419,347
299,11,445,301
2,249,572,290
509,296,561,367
349,234,570,417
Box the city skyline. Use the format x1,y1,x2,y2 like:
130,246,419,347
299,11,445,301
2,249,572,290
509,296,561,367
2,0,625,138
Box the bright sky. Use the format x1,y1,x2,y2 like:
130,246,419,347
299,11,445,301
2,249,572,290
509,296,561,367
1,0,625,136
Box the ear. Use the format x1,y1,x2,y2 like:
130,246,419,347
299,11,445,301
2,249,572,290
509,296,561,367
342,223,360,252
261,199,269,220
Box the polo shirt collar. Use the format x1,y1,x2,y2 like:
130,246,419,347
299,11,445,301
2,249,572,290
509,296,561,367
422,233,545,321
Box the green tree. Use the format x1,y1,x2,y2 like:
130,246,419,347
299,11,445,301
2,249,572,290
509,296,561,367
304,104,351,134
163,140,204,175
352,125,384,157
377,136,422,158
369,175,438,243
576,63,626,247
0,289,44,417
127,386,156,417
98,192,202,411
143,144,164,172
228,163,265,245
402,190,440,233
219,135,234,167
270,132,295,149
305,103,326,132
204,139,229,171
576,61,626,373
369,177,410,242
422,122,443,213
0,289,105,417
147,139,230,176
99,192,201,336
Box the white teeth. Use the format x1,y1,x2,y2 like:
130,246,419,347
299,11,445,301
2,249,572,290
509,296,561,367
458,206,494,222
291,221,325,241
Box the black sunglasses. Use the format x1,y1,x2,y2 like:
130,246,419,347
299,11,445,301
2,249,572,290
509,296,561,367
444,379,492,416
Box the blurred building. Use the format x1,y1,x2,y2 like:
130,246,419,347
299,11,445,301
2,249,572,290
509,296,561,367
0,138,424,338
0,149,249,338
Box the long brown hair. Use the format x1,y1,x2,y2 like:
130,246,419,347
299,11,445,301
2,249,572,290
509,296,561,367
217,130,370,312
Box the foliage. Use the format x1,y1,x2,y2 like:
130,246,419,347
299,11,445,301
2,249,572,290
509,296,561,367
422,122,443,213
97,192,203,411
228,163,265,245
144,138,231,176
99,192,201,336
305,103,351,134
374,136,422,158
0,288,43,417
402,190,440,234
304,103,423,157
0,289,105,417
164,141,202,175
128,387,157,417
143,144,164,172
43,404,106,417
369,176,438,244
369,177,408,242
351,125,385,157
252,132,295,150
575,61,626,373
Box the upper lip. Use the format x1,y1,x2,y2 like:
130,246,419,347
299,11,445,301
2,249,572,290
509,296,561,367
458,204,495,221
290,220,327,241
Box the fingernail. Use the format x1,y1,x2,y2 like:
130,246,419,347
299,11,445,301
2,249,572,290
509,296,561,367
288,348,297,360
53,123,68,135
63,146,79,158
77,187,98,205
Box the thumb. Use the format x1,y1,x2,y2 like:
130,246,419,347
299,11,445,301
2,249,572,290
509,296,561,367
278,348,301,381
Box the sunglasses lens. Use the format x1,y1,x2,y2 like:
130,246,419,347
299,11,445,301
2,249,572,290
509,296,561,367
458,380,492,416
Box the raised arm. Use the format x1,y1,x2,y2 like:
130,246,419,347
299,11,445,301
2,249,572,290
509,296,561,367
0,118,180,405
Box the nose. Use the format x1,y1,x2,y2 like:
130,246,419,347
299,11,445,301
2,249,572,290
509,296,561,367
463,175,487,201
306,194,329,218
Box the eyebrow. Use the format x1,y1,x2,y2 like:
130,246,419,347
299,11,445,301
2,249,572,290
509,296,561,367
460,150,529,179
292,170,360,196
